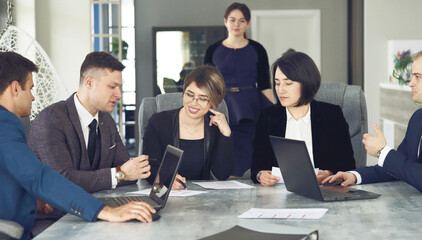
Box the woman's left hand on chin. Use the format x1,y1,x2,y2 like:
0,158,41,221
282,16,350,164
209,109,231,137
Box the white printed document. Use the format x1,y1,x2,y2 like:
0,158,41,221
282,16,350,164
271,167,319,184
192,180,255,189
126,189,207,197
238,208,328,220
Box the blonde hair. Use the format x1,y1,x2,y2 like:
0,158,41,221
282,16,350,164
183,65,226,108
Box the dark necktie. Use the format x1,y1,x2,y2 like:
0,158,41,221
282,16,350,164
418,135,422,162
88,119,97,165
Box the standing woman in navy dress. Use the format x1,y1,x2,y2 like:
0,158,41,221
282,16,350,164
204,2,273,176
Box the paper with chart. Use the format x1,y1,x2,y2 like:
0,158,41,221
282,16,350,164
192,180,254,189
238,208,328,220
126,188,207,197
272,167,319,184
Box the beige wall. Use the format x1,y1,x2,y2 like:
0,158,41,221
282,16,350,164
135,0,348,101
10,0,89,99
14,0,36,37
364,0,422,165
14,0,90,98
33,0,91,97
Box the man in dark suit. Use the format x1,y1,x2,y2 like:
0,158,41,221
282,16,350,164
324,51,422,192
27,52,152,234
0,52,155,240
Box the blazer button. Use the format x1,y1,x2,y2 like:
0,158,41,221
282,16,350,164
30,210,36,214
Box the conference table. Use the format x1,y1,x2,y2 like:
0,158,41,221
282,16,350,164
35,179,422,240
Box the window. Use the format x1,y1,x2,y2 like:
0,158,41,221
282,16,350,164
90,0,136,155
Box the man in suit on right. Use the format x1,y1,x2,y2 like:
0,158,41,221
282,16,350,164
324,50,422,192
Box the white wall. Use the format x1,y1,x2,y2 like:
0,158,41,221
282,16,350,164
14,0,36,37
364,0,422,165
34,0,91,97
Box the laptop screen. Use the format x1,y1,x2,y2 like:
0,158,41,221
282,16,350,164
150,145,183,205
269,136,323,200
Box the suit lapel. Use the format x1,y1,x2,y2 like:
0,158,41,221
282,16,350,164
310,101,324,167
66,94,91,169
272,105,286,137
413,114,422,162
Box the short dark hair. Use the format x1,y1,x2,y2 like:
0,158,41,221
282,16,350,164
272,52,320,107
79,51,125,84
0,51,38,94
224,2,251,38
183,65,226,108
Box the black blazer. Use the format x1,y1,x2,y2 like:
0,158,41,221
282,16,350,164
142,108,233,182
251,100,356,183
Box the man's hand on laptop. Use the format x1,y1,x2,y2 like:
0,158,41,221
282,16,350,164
258,170,280,187
322,171,357,187
121,155,151,180
97,202,156,223
316,170,333,184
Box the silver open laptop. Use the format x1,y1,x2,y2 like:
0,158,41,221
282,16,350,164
98,145,184,209
269,136,381,201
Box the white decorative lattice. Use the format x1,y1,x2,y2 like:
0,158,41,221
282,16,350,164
0,26,68,120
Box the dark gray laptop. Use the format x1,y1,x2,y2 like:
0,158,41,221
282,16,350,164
99,145,184,210
269,136,381,201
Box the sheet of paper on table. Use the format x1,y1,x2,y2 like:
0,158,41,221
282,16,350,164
271,167,319,184
193,180,255,189
126,188,207,197
238,208,328,220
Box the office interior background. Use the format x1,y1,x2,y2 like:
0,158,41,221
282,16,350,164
1,0,422,166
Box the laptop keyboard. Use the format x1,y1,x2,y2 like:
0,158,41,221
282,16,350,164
320,188,363,201
113,196,151,206
114,196,141,205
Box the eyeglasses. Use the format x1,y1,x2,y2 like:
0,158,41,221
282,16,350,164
184,92,210,106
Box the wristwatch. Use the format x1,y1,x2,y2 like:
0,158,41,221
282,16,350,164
115,166,126,183
376,146,386,158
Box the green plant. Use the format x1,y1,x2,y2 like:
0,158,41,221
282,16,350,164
392,50,412,85
110,38,128,60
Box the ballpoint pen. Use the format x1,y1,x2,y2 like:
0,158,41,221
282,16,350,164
176,178,187,190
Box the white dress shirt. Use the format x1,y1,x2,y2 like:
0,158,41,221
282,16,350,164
351,146,393,184
285,106,314,167
74,94,118,188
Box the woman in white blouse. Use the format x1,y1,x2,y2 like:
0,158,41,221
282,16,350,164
251,51,356,186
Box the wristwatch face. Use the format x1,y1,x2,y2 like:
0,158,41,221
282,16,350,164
116,171,125,180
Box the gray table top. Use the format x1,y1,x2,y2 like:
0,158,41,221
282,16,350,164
35,179,422,240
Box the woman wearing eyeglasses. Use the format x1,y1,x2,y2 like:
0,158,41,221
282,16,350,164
142,65,233,189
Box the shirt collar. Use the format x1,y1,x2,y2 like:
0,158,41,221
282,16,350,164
74,94,98,128
285,105,311,124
